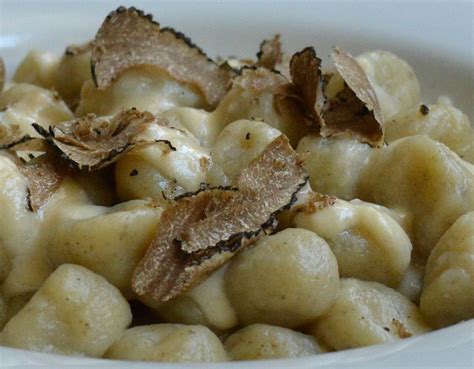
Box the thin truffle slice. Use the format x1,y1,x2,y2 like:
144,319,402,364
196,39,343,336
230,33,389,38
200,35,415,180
91,6,235,107
230,66,313,134
321,48,384,146
132,135,307,302
18,152,65,211
256,34,282,70
6,139,67,211
0,57,4,92
289,47,325,127
33,108,173,171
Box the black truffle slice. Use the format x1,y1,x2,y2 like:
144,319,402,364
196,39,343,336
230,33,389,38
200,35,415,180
289,46,325,128
91,6,235,107
33,108,173,171
132,135,307,302
321,48,384,147
256,34,282,70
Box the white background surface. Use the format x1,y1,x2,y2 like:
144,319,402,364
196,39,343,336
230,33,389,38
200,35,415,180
0,1,473,368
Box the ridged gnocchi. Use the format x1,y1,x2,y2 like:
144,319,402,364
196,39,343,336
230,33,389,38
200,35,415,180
104,324,227,362
76,67,207,117
1,264,131,356
225,324,323,360
0,83,73,137
420,212,474,328
293,197,412,287
225,228,339,328
312,278,431,350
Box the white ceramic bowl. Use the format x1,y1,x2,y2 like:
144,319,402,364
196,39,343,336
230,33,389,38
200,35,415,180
0,1,473,368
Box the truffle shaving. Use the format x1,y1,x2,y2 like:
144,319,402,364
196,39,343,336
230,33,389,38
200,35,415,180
288,47,325,127
132,135,307,302
18,153,65,211
33,108,173,171
6,139,67,212
321,48,384,146
91,6,235,107
232,66,312,131
256,34,282,70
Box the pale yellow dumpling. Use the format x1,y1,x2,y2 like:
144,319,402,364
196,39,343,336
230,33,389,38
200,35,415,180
210,119,281,183
293,197,412,287
356,50,421,122
386,103,474,163
13,50,59,89
104,324,227,362
115,124,210,204
0,83,73,137
225,324,323,360
225,228,339,328
1,264,131,357
76,66,206,116
144,265,238,331
43,181,163,297
297,135,372,200
420,212,474,328
313,278,430,350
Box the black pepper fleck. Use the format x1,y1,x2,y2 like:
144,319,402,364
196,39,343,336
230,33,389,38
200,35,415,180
130,169,139,176
245,132,251,140
419,104,430,115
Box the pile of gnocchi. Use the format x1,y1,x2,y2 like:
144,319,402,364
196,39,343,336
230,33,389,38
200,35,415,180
0,6,473,363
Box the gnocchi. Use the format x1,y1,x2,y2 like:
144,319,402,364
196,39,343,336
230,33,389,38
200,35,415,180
104,324,227,362
1,264,131,356
225,324,323,360
292,196,412,287
312,278,430,350
225,228,339,328
420,212,474,328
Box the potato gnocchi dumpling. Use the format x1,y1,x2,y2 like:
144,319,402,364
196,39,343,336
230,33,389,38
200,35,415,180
225,228,339,328
211,119,281,182
397,261,425,303
159,107,217,148
0,83,73,137
302,134,474,260
104,324,227,362
297,136,372,200
145,266,238,331
356,50,421,122
1,264,131,357
44,181,163,296
386,103,474,163
359,135,474,260
225,324,323,360
420,212,474,328
313,278,431,350
53,43,92,107
293,197,412,287
12,51,59,89
0,156,52,299
76,67,207,117
115,124,210,203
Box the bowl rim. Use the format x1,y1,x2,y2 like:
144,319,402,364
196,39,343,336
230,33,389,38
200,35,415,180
1,320,472,368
